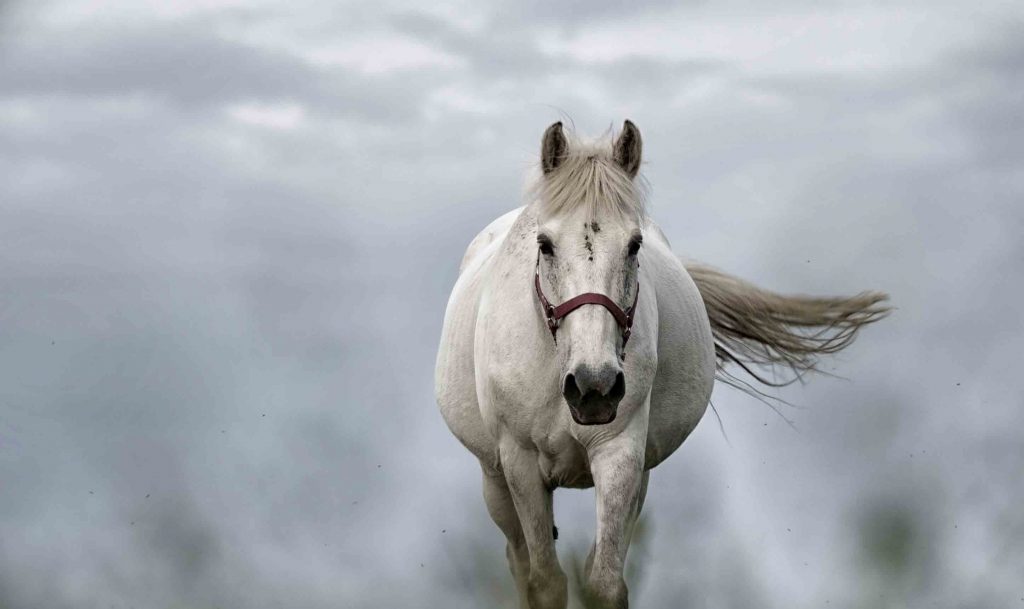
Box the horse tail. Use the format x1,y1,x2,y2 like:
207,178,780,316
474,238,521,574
686,261,891,396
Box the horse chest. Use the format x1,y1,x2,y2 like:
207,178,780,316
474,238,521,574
536,435,595,489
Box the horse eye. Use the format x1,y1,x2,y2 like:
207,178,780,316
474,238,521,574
627,236,643,256
538,236,555,256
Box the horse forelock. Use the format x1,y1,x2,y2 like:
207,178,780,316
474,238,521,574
527,135,648,223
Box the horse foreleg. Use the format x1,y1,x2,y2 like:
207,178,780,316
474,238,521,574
498,437,568,609
481,464,531,608
585,438,646,609
584,470,648,582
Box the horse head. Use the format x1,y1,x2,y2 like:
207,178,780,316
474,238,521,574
533,120,646,426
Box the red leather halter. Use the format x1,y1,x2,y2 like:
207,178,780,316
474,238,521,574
534,253,639,349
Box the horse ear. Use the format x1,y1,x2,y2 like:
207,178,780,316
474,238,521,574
541,121,568,175
613,120,642,178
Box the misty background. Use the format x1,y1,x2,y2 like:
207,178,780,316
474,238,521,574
1,1,1022,607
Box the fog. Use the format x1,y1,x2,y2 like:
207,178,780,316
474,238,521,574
1,1,1022,607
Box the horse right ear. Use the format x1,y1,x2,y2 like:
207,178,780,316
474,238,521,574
541,122,568,175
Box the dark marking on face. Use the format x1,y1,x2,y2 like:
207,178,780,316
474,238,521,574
590,221,600,232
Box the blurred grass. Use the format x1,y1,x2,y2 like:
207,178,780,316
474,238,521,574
567,516,652,609
436,491,956,609
438,515,652,608
853,498,939,609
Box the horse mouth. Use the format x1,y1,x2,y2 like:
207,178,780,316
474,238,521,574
567,398,618,426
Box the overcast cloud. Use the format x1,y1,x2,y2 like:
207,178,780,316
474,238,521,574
1,1,1022,607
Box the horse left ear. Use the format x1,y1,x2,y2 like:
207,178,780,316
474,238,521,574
613,120,642,178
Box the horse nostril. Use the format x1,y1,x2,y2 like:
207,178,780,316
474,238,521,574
562,373,582,408
609,371,626,401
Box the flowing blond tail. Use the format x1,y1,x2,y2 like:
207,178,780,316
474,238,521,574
686,262,891,397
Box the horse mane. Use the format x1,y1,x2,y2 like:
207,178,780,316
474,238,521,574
527,132,648,222
686,261,891,399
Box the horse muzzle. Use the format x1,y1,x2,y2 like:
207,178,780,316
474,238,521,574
562,364,626,425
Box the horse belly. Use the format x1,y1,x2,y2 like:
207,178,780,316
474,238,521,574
435,249,502,465
643,257,717,469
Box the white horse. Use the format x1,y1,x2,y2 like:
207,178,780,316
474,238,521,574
435,121,888,609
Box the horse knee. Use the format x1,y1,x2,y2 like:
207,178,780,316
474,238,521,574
505,539,524,560
584,573,628,609
526,568,567,609
505,541,529,573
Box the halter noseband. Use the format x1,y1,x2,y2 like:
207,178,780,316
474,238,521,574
534,253,639,353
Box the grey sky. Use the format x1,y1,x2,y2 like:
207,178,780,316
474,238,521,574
1,1,1022,607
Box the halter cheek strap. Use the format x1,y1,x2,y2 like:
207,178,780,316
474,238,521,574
534,254,639,350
